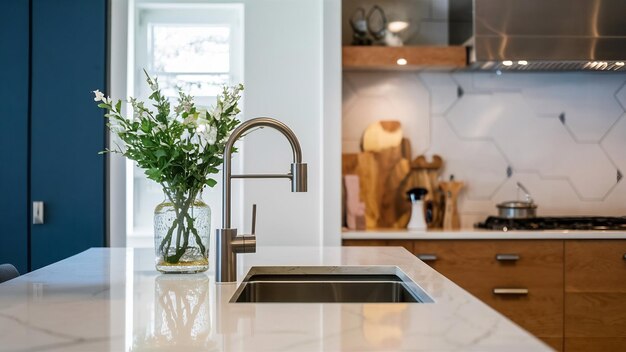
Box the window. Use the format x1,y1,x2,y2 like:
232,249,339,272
128,2,243,240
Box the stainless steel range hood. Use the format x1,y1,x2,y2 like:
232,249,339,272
472,0,626,71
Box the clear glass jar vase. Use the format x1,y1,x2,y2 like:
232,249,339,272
154,190,210,273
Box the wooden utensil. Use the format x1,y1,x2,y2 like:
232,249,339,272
342,145,410,229
440,177,464,230
362,120,403,152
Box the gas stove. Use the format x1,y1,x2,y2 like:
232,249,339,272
476,216,626,231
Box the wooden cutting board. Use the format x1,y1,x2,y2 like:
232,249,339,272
342,144,412,229
362,120,403,153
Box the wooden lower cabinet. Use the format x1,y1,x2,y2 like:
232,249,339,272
415,240,563,348
342,238,626,351
343,239,564,349
564,240,626,352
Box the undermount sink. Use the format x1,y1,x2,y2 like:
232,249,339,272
230,266,433,303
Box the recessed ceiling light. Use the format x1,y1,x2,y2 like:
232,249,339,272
518,60,528,65
616,62,625,66
502,60,513,66
396,58,408,66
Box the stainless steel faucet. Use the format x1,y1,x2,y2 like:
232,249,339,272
215,117,307,283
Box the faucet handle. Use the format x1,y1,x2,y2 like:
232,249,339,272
251,204,257,235
232,204,257,254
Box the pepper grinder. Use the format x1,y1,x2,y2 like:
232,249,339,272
440,175,464,230
406,188,428,231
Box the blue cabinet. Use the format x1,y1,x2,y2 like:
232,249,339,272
0,0,30,274
30,0,107,270
0,0,107,272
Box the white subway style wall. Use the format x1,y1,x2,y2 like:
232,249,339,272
343,72,626,227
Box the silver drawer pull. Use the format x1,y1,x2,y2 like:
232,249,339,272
496,254,520,261
417,254,438,262
493,288,529,295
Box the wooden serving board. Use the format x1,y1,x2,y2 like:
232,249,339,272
342,141,424,229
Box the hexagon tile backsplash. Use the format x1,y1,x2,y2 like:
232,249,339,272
343,71,626,226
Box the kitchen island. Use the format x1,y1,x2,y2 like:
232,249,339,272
0,247,550,351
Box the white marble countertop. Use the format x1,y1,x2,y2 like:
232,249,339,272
0,247,550,351
342,228,626,240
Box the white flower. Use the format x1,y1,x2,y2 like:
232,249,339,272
194,123,217,147
211,104,223,120
182,100,193,113
109,123,124,133
196,124,207,134
93,90,105,102
205,125,217,145
181,129,190,140
196,108,210,125
183,115,196,125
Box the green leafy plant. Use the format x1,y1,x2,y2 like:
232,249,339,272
94,71,243,264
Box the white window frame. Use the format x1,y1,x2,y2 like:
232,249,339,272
126,1,244,240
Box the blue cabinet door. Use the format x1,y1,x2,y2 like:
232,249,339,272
30,0,107,269
0,0,29,274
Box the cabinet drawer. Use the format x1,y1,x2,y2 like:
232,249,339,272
565,240,626,292
412,240,564,338
412,240,563,288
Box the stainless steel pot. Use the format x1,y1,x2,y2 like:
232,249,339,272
496,182,538,219
497,201,537,219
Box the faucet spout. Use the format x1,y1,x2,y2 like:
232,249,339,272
222,117,307,228
216,117,307,283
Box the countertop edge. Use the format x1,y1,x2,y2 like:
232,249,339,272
342,229,626,240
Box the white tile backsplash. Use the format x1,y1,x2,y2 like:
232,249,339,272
602,116,626,172
343,72,431,156
343,71,626,221
428,116,509,200
419,72,458,114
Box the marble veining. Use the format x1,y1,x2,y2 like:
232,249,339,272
0,248,550,351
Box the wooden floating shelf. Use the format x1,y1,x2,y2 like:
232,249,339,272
342,45,468,70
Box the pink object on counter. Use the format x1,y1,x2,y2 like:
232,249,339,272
344,175,366,230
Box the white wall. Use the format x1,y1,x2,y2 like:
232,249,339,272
343,71,626,227
322,0,342,246
109,0,342,247
240,0,324,247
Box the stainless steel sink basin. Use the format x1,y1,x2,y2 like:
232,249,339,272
230,266,433,303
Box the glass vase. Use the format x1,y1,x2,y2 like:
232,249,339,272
154,190,210,273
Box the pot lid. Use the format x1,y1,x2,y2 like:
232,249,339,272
497,201,538,209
